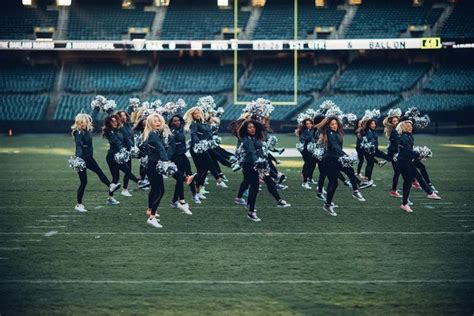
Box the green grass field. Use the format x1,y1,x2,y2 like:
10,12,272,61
0,134,473,315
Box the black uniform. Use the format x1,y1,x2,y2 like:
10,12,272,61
104,128,139,185
147,130,169,215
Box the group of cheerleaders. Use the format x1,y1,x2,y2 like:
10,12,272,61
71,96,441,228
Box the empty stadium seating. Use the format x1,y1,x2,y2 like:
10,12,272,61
160,0,250,40
0,63,56,93
221,95,312,121
0,2,58,40
311,94,401,117
244,60,336,93
253,0,345,40
67,0,155,40
424,63,474,93
334,60,430,93
156,60,238,93
63,63,150,93
398,94,474,112
0,95,49,120
345,0,442,39
440,2,474,40
54,95,132,121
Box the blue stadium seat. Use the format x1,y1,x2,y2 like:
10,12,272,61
0,63,56,93
311,94,400,117
0,95,49,120
54,95,132,121
424,63,474,93
440,2,474,40
397,94,474,112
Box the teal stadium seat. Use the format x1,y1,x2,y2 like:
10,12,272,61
244,59,336,93
0,95,49,120
440,2,474,40
334,60,430,93
63,63,150,93
345,0,442,39
311,94,400,117
54,95,132,121
398,94,474,112
424,64,474,93
0,63,56,93
0,2,58,40
67,0,154,40
160,0,250,40
155,60,240,94
253,0,345,40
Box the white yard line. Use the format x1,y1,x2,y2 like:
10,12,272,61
25,226,67,229
0,247,26,250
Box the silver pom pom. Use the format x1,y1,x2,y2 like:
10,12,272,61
197,96,217,114
114,148,131,164
338,153,359,168
393,153,399,163
413,114,431,129
265,135,278,151
140,155,148,168
244,98,274,120
307,142,325,160
209,135,222,149
405,107,421,118
343,113,358,128
320,100,337,111
102,100,116,112
129,98,141,112
156,160,178,176
141,101,150,109
68,156,86,172
296,142,305,153
296,109,318,124
90,95,108,111
361,137,375,154
413,146,432,160
387,108,402,118
150,100,162,109
215,107,225,117
362,109,381,122
193,140,210,153
253,157,270,179
130,145,141,159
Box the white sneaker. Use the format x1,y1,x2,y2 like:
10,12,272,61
323,204,337,216
277,200,291,208
192,195,201,204
121,189,133,197
106,197,120,205
147,217,163,228
352,191,366,202
177,202,192,215
359,180,373,189
310,179,318,185
197,193,207,200
170,202,178,209
301,182,312,190
200,187,210,194
109,183,121,193
216,181,228,188
234,197,247,205
247,212,261,222
74,204,87,213
316,192,326,202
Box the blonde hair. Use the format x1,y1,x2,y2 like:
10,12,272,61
396,120,412,135
184,107,204,132
143,113,172,141
383,116,399,137
71,113,93,134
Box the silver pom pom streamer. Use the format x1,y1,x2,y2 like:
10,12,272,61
215,107,225,118
140,155,148,168
413,114,431,129
338,153,359,168
296,109,318,124
130,145,141,159
392,153,399,163
129,98,141,112
265,135,278,151
413,146,432,160
361,137,375,154
253,157,270,180
307,142,325,160
209,135,222,149
114,148,131,164
90,95,108,111
150,100,162,109
405,107,421,118
156,160,178,176
102,100,116,113
320,100,337,111
296,142,305,153
68,156,86,172
342,113,358,128
193,140,211,153
197,96,216,114
244,98,274,120
387,108,402,118
361,109,381,122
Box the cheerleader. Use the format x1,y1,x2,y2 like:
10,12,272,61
143,113,171,228
359,119,388,188
116,110,134,197
102,114,147,205
396,120,441,213
184,107,227,201
71,114,121,212
383,113,402,198
238,120,266,222
133,117,149,186
317,116,366,216
168,114,196,214
295,118,317,189
355,120,365,177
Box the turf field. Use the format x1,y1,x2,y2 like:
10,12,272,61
0,133,473,315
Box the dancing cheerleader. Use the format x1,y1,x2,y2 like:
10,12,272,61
143,113,173,228
295,118,317,189
133,117,149,185
71,113,121,212
317,116,366,216
355,120,365,177
102,114,147,205
396,120,441,213
184,107,227,201
383,109,402,198
359,118,388,188
238,120,267,222
262,117,287,187
116,110,135,197
168,114,196,214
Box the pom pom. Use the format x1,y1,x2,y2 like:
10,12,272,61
215,107,225,117
413,146,432,160
90,95,108,112
114,148,131,164
253,157,270,179
413,114,431,129
141,101,150,109
140,155,148,168
296,142,305,153
361,137,375,154
325,105,344,118
405,107,421,118
197,96,216,114
320,100,337,111
130,145,141,159
209,135,222,148
338,153,359,168
361,109,381,122
129,98,141,112
296,109,318,124
387,108,402,118
156,160,178,176
265,135,278,151
244,98,274,120
150,100,162,109
392,153,399,163
342,113,358,128
307,142,325,160
102,100,116,113
193,140,210,153
68,156,86,172
210,123,220,134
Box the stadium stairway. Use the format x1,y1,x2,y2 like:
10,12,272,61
149,5,166,40
431,3,453,37
45,62,66,120
243,6,262,40
54,6,69,40
336,4,358,39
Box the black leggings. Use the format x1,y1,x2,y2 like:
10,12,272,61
324,157,360,205
147,160,164,215
301,150,317,182
398,159,433,205
106,152,139,185
364,149,388,181
77,157,111,204
172,154,195,202
317,160,348,193
242,164,260,213
191,150,220,187
215,146,233,159
123,159,132,189
356,146,365,174
210,148,232,168
413,160,432,185
237,175,281,203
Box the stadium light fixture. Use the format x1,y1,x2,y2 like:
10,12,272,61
154,0,170,6
218,0,229,7
22,0,33,5
56,0,72,6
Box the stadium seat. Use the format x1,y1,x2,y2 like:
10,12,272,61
0,63,56,93
0,95,49,120
397,94,474,112
54,95,132,121
424,63,474,93
440,2,474,40
311,94,401,117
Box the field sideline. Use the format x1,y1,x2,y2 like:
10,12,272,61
0,134,473,314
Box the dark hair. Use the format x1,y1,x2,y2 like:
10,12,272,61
317,116,344,147
295,118,313,137
228,117,248,137
116,110,130,123
168,114,184,128
133,117,146,133
313,114,325,125
364,119,377,131
102,114,120,137
238,120,265,140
